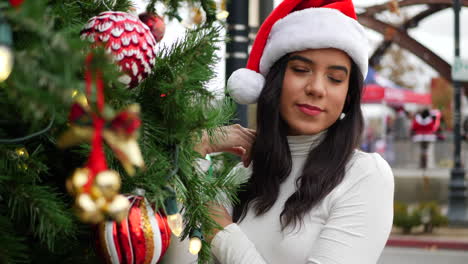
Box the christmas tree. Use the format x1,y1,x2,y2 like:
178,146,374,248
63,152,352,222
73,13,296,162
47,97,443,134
0,0,239,263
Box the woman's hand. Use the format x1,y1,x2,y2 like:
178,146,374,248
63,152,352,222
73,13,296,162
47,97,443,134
205,203,233,244
194,124,256,167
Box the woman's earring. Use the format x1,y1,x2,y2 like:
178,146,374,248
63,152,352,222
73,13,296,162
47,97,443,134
340,113,346,120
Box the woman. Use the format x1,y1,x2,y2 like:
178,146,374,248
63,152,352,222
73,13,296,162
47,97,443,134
164,0,394,263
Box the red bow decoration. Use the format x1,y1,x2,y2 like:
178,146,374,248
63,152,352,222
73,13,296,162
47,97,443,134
58,54,144,224
58,101,144,176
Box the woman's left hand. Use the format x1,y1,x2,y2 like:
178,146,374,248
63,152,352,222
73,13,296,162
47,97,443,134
206,203,233,244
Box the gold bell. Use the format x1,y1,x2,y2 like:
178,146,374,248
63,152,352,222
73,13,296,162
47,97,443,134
106,195,130,222
66,168,90,195
94,170,121,200
75,193,104,224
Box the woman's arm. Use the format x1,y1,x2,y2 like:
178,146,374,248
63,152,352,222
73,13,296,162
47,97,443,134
306,153,394,264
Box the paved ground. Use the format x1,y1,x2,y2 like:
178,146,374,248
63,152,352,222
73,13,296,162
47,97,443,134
392,168,451,178
378,247,468,264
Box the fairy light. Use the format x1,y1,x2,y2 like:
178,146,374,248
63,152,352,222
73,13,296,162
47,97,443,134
189,228,203,255
15,147,28,158
164,195,183,237
0,17,13,82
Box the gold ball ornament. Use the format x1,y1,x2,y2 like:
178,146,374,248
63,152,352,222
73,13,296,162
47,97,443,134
94,170,121,200
192,7,204,25
66,168,90,195
75,193,104,224
106,194,130,222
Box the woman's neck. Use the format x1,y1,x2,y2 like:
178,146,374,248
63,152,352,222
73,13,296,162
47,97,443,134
287,131,326,157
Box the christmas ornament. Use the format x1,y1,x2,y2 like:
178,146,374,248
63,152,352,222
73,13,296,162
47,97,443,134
80,11,159,88
58,101,144,176
9,0,24,8
191,7,204,25
97,191,171,264
0,16,13,82
138,13,165,43
58,55,143,223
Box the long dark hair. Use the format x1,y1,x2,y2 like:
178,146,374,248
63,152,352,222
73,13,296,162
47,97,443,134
232,54,364,230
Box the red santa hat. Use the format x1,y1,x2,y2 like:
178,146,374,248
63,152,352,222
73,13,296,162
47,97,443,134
227,0,369,104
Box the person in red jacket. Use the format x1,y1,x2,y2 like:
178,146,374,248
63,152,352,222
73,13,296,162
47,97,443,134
411,108,441,168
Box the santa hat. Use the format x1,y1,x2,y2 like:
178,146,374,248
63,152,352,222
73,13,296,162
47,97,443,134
227,0,369,105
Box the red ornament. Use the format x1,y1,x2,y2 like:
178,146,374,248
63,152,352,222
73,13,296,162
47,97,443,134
81,11,158,88
96,194,172,264
139,13,166,43
9,0,24,7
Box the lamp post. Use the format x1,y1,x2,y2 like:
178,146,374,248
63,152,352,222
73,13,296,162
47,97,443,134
226,0,249,127
259,0,274,22
448,0,468,225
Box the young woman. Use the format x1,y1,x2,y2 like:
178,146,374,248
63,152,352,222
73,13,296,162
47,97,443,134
164,0,394,263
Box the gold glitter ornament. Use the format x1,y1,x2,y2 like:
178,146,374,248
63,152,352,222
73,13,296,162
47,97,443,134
75,193,104,223
106,194,130,222
66,168,90,195
94,170,121,200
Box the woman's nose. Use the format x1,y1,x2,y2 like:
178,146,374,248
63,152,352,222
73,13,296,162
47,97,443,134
304,75,326,98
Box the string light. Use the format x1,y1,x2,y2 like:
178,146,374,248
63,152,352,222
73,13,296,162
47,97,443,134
0,16,13,82
15,147,29,158
189,228,203,255
164,191,183,237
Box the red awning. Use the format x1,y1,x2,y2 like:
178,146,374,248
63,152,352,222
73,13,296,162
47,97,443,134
362,84,431,105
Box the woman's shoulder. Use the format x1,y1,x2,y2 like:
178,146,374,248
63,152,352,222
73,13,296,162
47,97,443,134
343,150,394,186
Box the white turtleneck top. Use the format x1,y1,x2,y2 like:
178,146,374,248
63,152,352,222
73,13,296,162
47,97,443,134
162,133,394,264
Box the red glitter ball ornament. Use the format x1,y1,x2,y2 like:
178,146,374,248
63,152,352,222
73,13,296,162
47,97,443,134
96,194,171,264
80,11,158,88
139,13,166,43
9,0,24,7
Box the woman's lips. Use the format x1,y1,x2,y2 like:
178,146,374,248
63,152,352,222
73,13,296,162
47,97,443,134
297,104,323,116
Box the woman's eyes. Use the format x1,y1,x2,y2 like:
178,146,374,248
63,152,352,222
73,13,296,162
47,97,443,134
291,66,344,83
292,67,309,73
328,76,343,83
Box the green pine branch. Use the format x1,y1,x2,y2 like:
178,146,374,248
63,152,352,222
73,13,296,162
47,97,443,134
0,215,29,264
1,0,242,263
6,183,76,250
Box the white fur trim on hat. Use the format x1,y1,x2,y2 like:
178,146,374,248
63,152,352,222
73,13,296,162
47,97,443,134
260,8,369,79
227,68,265,104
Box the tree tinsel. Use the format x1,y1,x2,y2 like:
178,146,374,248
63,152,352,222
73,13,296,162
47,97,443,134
0,0,240,263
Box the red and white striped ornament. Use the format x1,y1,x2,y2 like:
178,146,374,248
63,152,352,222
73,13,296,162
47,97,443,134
81,11,159,88
97,194,171,264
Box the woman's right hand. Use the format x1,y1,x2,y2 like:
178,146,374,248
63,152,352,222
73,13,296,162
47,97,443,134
194,124,256,167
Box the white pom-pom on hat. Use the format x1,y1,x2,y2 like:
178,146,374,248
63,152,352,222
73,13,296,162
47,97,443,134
227,68,265,105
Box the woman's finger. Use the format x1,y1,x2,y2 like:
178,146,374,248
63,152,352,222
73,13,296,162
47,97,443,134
226,146,246,157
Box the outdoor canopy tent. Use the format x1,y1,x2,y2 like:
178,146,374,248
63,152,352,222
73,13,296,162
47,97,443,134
362,67,431,106
362,84,432,105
